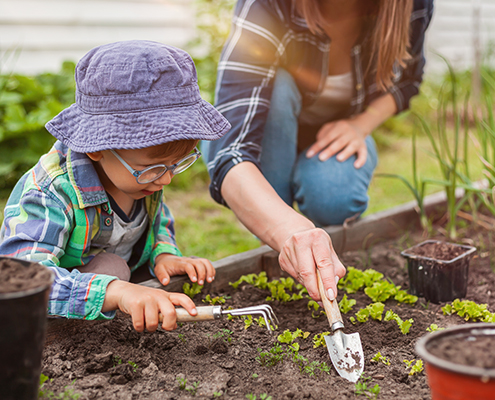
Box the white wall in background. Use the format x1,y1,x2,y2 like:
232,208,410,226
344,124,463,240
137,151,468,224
1,0,494,76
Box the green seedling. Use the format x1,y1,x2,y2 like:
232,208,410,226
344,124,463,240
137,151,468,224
256,344,284,367
403,359,424,376
113,356,123,366
338,267,383,294
352,302,385,323
394,290,418,304
277,328,310,345
183,282,204,299
251,373,259,379
186,381,200,396
307,300,325,318
371,352,391,366
127,360,138,372
245,395,272,400
202,294,227,305
355,376,381,399
364,280,398,303
230,272,269,290
384,310,414,334
339,294,357,314
177,376,187,390
213,392,223,398
242,315,253,330
442,299,495,322
213,329,233,343
426,323,444,332
303,360,331,377
312,332,330,348
178,333,187,343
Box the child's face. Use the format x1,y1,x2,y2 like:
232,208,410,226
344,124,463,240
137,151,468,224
88,146,185,200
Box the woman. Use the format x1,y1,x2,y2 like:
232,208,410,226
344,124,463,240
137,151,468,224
204,0,434,303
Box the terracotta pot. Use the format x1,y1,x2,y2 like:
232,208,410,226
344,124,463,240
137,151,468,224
0,257,53,400
416,323,495,400
400,240,476,303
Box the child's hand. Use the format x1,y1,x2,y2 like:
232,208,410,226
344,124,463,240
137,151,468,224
103,280,197,332
154,253,216,286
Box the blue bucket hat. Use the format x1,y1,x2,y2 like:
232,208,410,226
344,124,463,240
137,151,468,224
46,40,231,153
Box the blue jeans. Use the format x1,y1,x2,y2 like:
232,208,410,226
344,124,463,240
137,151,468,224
203,68,378,226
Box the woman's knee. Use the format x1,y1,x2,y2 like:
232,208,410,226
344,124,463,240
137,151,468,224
293,148,376,226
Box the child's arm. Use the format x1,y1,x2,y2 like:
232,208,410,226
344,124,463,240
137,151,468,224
154,253,216,286
102,280,197,332
1,187,116,320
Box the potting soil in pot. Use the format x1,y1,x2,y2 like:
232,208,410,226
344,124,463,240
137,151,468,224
0,258,53,293
428,335,495,369
405,241,467,261
40,225,495,400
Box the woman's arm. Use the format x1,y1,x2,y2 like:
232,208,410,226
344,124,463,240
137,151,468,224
221,161,346,302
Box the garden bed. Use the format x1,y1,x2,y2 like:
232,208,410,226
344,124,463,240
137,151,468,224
40,195,495,400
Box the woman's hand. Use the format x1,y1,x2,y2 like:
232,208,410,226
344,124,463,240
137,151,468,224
278,228,347,302
306,119,369,168
154,253,216,286
103,280,197,332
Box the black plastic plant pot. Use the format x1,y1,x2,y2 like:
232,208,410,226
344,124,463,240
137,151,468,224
415,323,495,400
0,257,54,400
400,240,476,304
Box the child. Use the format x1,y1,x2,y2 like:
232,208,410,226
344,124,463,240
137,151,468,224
0,41,231,332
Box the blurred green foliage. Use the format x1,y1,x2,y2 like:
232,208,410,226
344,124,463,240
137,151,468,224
0,61,76,196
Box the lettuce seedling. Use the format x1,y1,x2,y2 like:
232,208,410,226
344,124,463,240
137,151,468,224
202,294,227,305
354,302,385,323
277,328,310,344
364,280,398,302
230,272,269,290
426,323,444,333
442,299,495,322
339,294,357,314
307,300,325,318
182,282,203,299
384,310,414,334
403,359,424,376
394,290,418,304
313,332,331,348
371,352,391,366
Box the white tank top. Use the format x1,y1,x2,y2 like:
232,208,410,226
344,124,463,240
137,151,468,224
299,71,354,126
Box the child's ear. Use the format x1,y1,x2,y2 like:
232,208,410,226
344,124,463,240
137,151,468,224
86,151,103,162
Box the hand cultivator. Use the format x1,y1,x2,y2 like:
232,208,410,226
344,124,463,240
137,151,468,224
162,305,279,332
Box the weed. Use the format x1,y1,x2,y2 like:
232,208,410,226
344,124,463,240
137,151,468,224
371,352,391,366
213,329,233,344
251,373,259,379
303,360,331,376
185,381,200,396
183,282,203,299
403,359,424,376
245,395,272,400
178,333,187,343
127,361,138,372
39,374,81,400
256,344,284,367
213,391,223,398
355,376,381,399
113,356,123,366
177,376,187,390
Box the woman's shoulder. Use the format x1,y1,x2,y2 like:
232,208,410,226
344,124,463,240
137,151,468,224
412,0,434,14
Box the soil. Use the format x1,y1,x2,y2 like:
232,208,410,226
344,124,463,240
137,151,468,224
403,241,470,261
40,225,495,400
428,333,495,369
0,257,53,293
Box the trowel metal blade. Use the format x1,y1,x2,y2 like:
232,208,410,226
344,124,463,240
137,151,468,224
325,330,364,383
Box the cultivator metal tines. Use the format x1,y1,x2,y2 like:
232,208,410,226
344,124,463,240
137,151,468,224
173,304,279,332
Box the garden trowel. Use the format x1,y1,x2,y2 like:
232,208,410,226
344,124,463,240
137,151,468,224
316,270,364,383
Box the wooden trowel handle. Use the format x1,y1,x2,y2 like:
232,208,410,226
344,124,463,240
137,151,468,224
158,305,221,323
316,269,344,331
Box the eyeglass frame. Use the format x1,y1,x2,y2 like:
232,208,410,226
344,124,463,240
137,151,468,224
109,147,201,184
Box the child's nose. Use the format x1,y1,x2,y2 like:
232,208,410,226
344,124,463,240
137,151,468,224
155,170,173,186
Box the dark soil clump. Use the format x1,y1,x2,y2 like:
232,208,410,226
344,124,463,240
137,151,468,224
40,225,495,400
0,258,52,293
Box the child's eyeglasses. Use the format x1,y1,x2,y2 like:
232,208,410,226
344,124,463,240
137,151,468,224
110,148,201,184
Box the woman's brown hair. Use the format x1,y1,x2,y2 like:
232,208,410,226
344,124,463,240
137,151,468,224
295,0,414,91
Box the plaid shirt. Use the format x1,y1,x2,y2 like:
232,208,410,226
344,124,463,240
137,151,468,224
0,141,181,320
207,0,434,205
